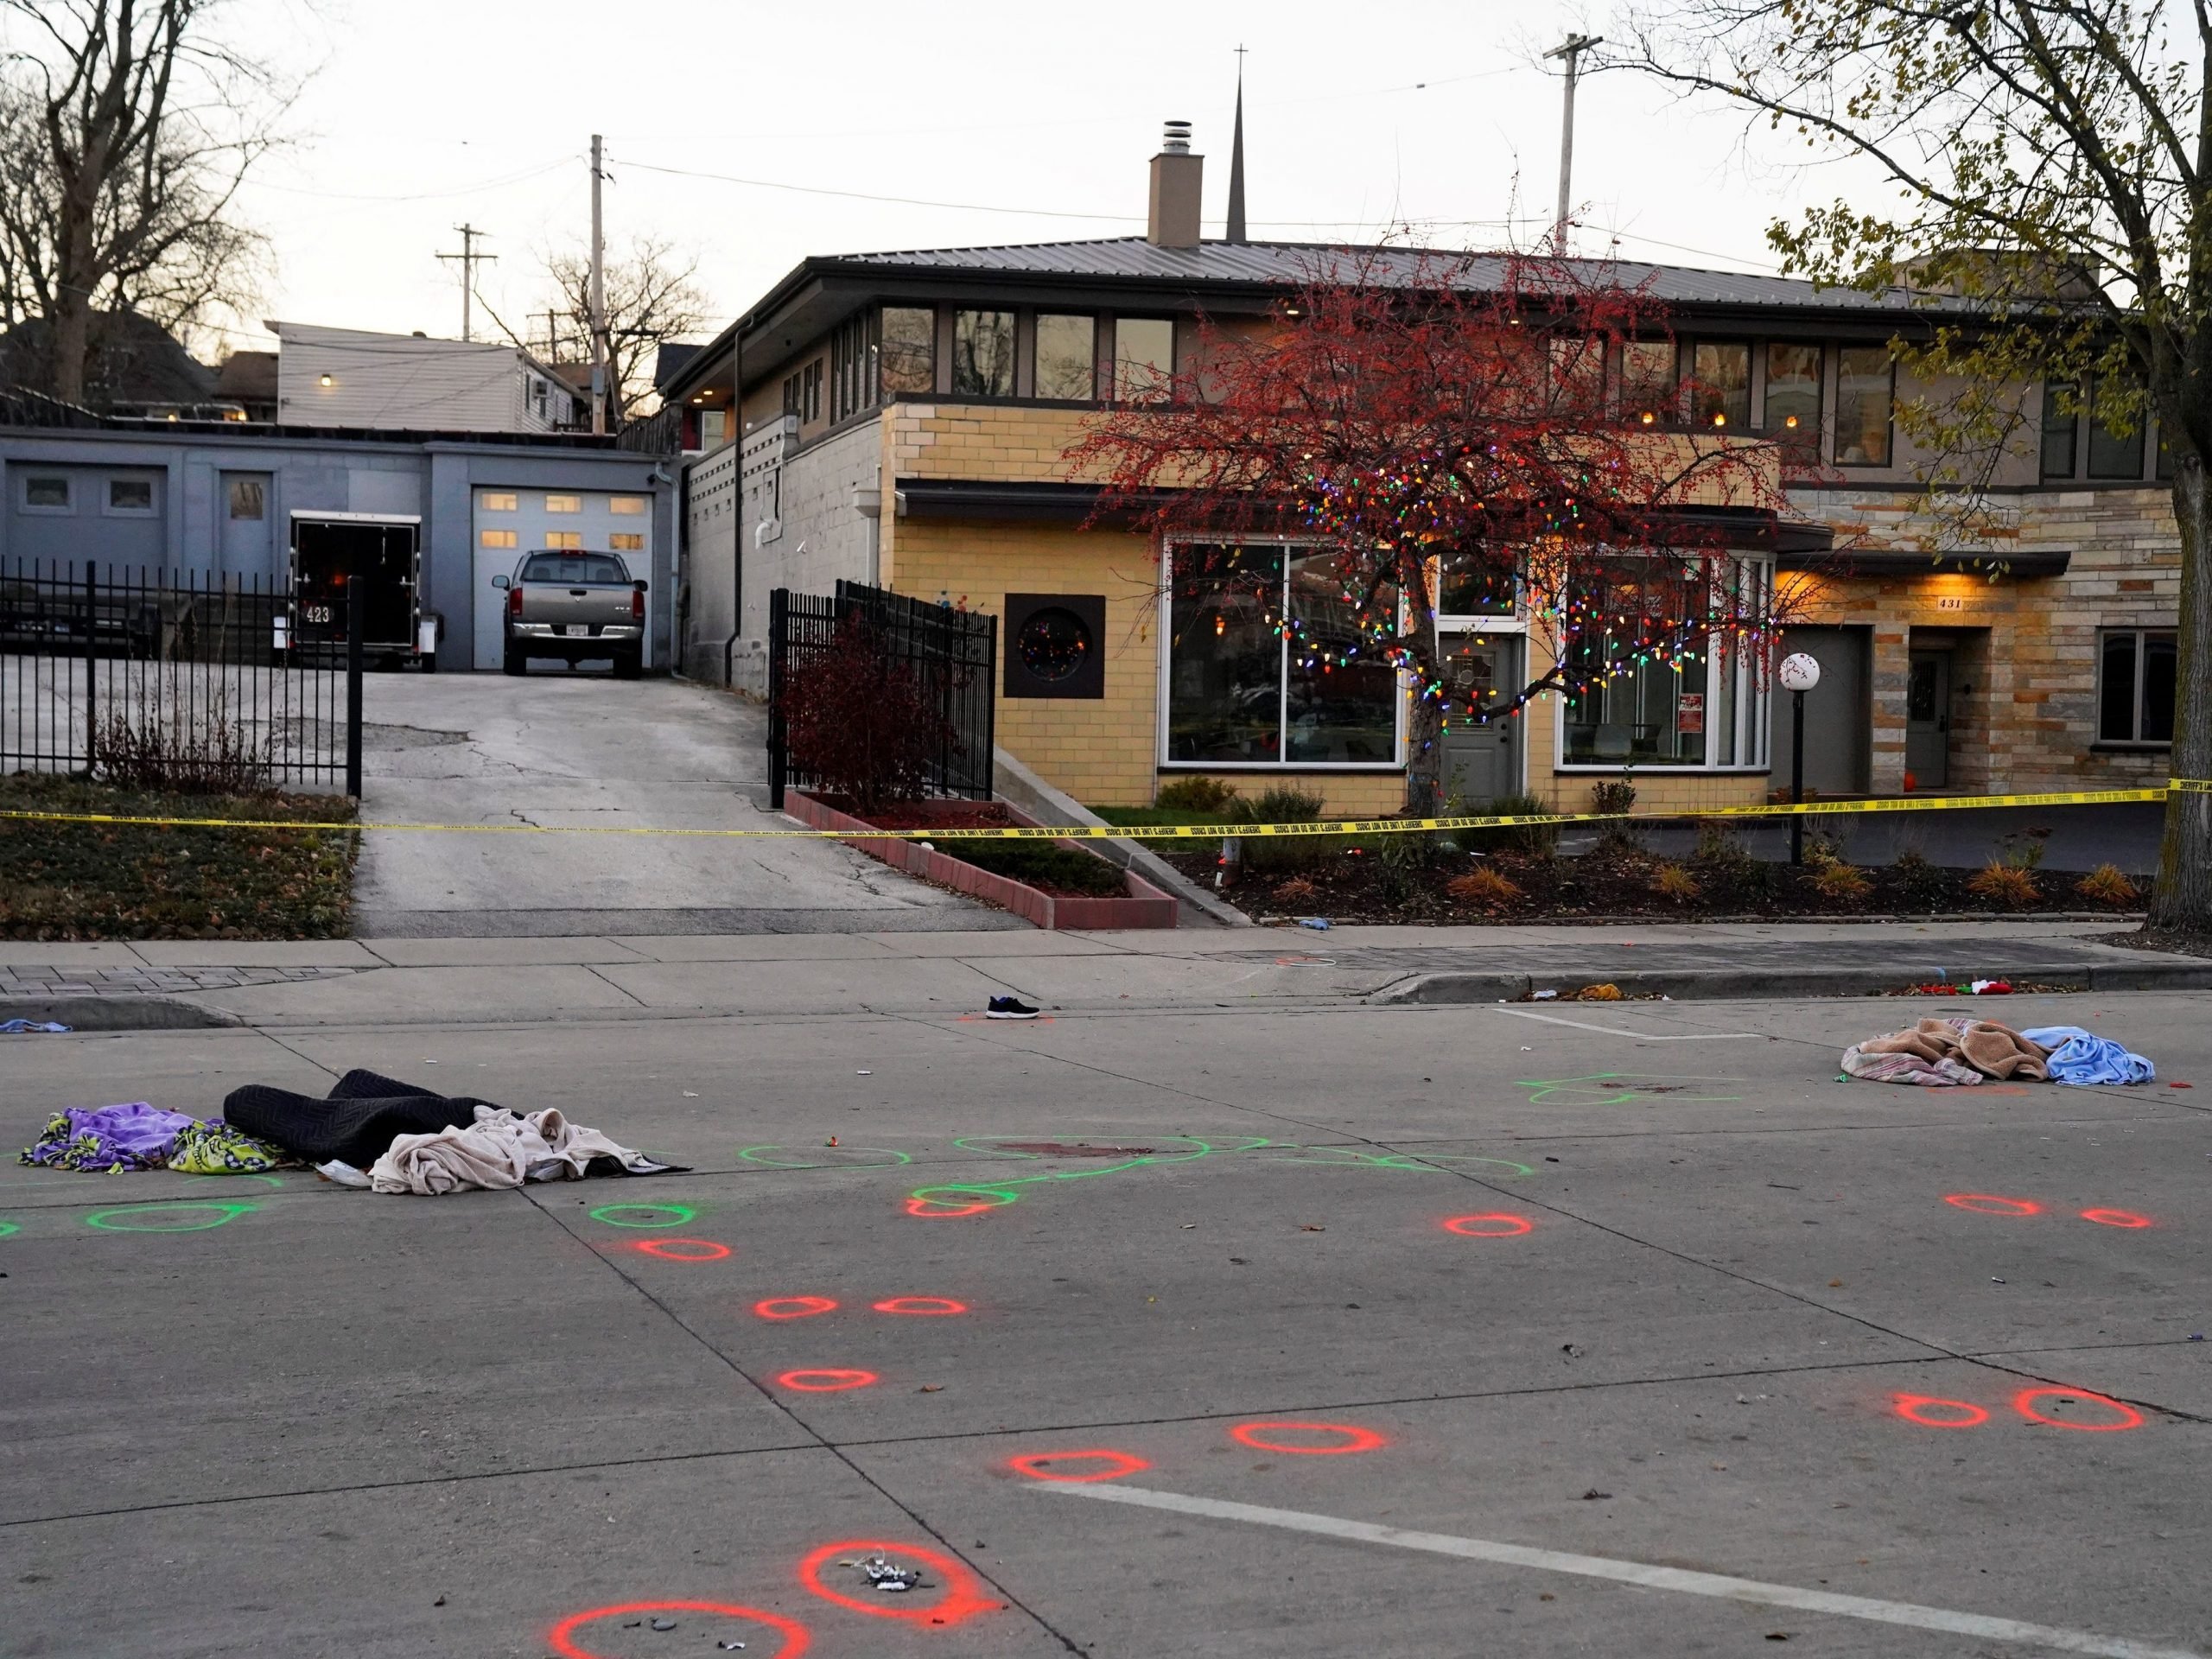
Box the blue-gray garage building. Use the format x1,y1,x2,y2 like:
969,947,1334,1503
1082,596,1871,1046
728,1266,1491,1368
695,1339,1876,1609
0,410,677,671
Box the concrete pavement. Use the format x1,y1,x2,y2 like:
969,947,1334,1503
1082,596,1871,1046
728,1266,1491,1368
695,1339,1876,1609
3,981,2208,1656
350,672,1019,938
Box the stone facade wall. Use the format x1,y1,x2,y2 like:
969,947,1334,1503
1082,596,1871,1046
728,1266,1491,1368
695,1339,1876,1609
1795,484,2181,793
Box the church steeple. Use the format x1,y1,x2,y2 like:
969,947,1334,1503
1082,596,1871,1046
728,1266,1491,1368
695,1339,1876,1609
1226,47,1249,245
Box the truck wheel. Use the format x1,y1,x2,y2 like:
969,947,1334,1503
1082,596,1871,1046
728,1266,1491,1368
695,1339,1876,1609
503,643,526,677
419,651,436,674
614,650,644,681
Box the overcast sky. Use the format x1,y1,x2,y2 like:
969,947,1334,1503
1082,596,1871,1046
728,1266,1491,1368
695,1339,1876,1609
214,0,1864,359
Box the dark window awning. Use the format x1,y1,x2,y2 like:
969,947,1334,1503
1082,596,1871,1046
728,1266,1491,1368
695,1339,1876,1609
894,478,1834,554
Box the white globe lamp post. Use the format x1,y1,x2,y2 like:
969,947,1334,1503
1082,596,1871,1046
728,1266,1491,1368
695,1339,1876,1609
1778,652,1821,865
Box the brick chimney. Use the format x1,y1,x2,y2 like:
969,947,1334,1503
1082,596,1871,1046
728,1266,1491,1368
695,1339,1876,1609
1147,120,1203,249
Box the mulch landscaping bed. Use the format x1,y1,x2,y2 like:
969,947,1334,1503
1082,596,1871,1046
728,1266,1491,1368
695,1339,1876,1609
811,797,1124,900
1160,834,2152,926
0,774,358,941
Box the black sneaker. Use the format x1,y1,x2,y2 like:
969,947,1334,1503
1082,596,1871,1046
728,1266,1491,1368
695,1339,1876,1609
985,995,1041,1020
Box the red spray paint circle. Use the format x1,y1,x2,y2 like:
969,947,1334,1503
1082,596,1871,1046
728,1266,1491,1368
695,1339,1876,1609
632,1238,732,1262
2013,1387,2143,1432
905,1198,995,1219
549,1601,810,1659
1942,1194,2041,1217
1230,1421,1388,1455
755,1296,838,1319
1891,1393,1990,1429
797,1540,1001,1627
874,1296,968,1316
776,1368,877,1393
1444,1213,1535,1237
1007,1448,1150,1484
2080,1208,2152,1229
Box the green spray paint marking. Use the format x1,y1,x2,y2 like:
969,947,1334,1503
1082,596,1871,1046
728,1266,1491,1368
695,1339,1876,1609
739,1145,914,1170
0,1219,18,1238
905,1135,1531,1217
85,1202,256,1232
590,1203,696,1228
1513,1073,1744,1108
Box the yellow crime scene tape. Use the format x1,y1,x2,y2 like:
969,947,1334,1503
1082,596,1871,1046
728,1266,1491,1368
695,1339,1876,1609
0,783,2202,842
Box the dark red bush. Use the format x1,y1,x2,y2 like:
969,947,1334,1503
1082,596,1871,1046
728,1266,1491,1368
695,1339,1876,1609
779,613,959,817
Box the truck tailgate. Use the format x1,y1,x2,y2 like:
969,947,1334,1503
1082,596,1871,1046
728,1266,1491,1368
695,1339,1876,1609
522,584,632,631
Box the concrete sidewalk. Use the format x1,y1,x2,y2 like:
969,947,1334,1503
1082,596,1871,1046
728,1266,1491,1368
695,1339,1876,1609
2,918,2205,1028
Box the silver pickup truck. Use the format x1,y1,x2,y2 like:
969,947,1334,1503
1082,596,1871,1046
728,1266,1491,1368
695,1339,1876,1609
493,550,646,677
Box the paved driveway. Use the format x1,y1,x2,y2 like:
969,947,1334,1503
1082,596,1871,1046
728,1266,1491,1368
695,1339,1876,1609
351,671,1020,938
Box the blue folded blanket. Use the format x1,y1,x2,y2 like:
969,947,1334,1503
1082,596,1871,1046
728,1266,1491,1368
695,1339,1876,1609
2020,1027,2155,1086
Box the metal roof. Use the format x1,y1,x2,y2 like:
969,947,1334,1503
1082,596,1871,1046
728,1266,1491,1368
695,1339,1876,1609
818,238,1923,312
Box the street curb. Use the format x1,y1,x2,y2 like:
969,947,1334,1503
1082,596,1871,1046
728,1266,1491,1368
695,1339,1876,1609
1369,961,2212,1004
0,996,242,1031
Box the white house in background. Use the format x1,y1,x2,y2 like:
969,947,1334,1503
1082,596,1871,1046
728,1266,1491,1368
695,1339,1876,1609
269,321,583,434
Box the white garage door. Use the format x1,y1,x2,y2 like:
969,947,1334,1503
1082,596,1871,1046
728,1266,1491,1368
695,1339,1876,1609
471,486,654,670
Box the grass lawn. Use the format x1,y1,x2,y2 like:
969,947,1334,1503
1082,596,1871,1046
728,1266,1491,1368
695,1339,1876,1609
0,774,359,941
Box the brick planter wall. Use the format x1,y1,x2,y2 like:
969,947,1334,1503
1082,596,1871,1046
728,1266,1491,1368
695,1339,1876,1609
785,792,1179,930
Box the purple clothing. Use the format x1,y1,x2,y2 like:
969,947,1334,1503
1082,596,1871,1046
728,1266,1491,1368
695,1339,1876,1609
20,1103,196,1172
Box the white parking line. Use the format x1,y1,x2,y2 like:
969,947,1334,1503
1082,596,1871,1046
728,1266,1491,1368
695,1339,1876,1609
1040,1484,2202,1659
1498,1007,1764,1040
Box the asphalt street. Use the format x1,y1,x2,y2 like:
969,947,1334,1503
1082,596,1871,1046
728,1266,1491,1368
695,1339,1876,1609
3,986,2208,1657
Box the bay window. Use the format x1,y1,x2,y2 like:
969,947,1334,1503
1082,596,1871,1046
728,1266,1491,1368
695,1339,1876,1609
1165,543,1402,766
1559,552,1771,770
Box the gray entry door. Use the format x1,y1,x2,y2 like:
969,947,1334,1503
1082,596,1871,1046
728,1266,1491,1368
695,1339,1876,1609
1906,650,1951,788
219,473,275,580
1437,634,1522,803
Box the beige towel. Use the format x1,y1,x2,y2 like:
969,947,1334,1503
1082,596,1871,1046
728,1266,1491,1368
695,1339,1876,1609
370,1105,666,1195
1856,1018,2052,1081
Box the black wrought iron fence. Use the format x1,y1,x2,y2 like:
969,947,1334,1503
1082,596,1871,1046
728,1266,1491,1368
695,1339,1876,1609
0,559,365,794
766,579,997,808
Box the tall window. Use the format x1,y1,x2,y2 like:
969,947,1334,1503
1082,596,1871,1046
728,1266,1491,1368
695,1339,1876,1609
1548,335,1605,413
951,309,1015,397
879,306,935,396
802,359,823,423
1620,340,1676,425
2085,378,2145,478
1165,544,1400,767
1764,342,1821,452
1114,317,1176,402
1835,346,1894,465
830,312,875,421
2040,382,2079,479
1034,314,1096,400
1559,553,1770,770
1690,341,1751,429
2099,628,2176,743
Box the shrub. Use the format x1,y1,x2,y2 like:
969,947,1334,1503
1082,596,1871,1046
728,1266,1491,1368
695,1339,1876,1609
1690,817,1771,906
2074,863,2141,908
1589,776,1637,817
1273,875,1318,904
1967,861,2042,909
95,669,274,794
1890,842,1947,907
779,613,957,817
1808,860,1872,901
1447,867,1522,909
1649,861,1701,903
1996,827,2051,870
1802,815,1854,868
1228,785,1330,874
1470,791,1561,857
1156,775,1240,816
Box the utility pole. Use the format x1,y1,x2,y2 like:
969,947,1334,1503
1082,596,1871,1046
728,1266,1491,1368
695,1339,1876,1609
1542,34,1602,255
537,308,564,362
589,135,608,435
435,224,496,341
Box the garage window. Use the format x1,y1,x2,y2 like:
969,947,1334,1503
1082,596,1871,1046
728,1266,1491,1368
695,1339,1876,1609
22,475,70,511
480,492,518,511
105,478,156,514
544,531,583,550
610,532,644,550
480,529,518,548
609,496,646,515
544,494,582,513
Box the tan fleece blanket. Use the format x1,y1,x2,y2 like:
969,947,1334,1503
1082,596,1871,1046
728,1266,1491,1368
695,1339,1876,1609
369,1105,673,1195
1842,1018,2053,1087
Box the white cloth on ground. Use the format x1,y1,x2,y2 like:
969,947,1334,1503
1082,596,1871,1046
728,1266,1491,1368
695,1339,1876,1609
369,1105,671,1196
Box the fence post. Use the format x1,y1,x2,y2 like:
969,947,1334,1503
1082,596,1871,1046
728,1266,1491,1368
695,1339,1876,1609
767,586,787,810
83,565,98,777
345,574,364,798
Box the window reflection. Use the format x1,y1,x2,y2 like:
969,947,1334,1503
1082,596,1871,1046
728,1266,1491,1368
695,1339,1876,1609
1034,314,1096,400
1691,341,1751,429
879,306,935,397
952,309,1015,397
1836,346,1894,465
1621,340,1676,424
1764,342,1821,453
1114,317,1175,401
1286,551,1397,762
1168,544,1283,762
